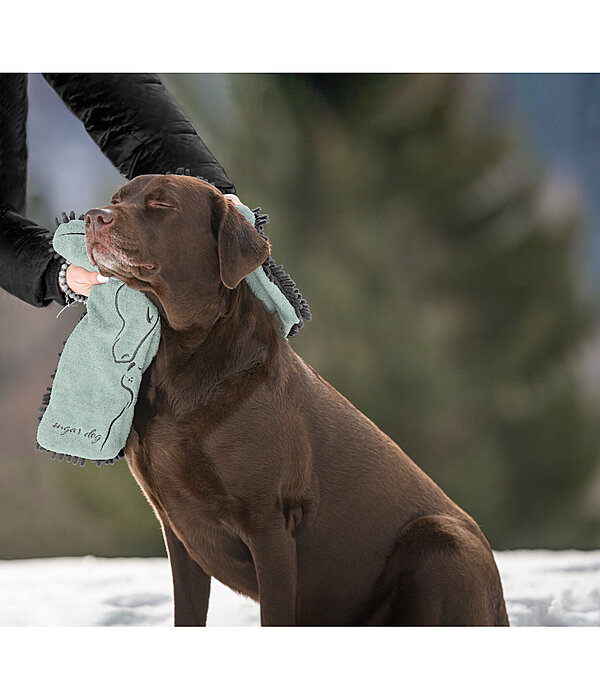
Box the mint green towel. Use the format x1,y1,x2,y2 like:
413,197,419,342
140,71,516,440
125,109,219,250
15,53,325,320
238,205,301,339
36,219,161,462
36,205,303,465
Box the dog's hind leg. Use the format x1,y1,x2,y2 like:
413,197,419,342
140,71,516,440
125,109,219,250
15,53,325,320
163,523,211,626
383,515,509,626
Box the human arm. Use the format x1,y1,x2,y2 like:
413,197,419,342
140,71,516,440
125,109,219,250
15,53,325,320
43,74,237,194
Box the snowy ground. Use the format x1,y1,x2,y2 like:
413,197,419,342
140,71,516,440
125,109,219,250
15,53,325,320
0,550,598,626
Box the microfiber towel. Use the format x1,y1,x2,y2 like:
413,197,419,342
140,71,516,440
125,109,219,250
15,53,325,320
237,204,301,339
36,204,304,466
36,218,161,462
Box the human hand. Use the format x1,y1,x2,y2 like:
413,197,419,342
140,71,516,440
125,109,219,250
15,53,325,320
223,193,244,207
65,265,108,297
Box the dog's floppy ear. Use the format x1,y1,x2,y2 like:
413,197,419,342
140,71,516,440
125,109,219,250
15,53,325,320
212,195,270,289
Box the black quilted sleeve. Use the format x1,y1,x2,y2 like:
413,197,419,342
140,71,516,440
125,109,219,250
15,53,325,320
0,74,64,307
0,207,63,307
43,73,237,194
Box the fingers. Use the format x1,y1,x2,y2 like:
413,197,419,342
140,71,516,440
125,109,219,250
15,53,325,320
65,265,109,296
223,193,243,207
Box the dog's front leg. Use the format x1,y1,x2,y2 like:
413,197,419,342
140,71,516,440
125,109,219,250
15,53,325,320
247,524,297,626
163,523,211,626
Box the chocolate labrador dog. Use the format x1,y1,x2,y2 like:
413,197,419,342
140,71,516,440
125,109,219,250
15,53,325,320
84,174,509,626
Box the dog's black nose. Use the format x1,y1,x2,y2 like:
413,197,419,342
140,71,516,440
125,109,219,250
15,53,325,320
85,208,113,228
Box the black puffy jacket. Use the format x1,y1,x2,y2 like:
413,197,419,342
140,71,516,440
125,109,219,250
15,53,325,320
0,73,235,307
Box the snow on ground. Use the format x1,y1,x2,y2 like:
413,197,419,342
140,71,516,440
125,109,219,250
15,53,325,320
0,550,598,626
494,550,600,626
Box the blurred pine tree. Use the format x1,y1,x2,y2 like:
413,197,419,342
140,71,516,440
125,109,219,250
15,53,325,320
162,73,599,549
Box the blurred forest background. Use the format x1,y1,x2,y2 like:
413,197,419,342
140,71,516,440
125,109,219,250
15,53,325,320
1,73,600,558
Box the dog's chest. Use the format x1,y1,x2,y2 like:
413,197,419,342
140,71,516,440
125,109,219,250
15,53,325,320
125,420,260,599
177,518,259,599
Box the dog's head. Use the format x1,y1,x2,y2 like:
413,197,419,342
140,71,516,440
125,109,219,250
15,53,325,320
84,174,270,330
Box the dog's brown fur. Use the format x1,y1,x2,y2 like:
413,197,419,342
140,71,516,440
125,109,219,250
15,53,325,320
85,174,509,626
